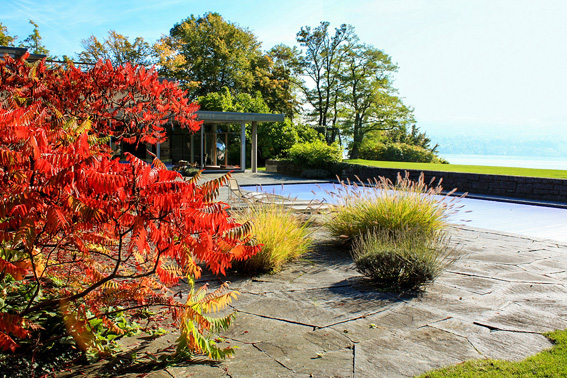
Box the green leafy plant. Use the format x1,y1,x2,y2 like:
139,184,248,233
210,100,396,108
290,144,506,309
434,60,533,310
287,140,342,169
175,282,239,360
83,308,144,362
324,172,460,241
359,141,447,164
0,276,81,377
233,201,314,273
352,228,454,290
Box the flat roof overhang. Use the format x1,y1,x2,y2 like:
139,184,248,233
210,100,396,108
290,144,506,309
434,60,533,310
196,111,284,123
194,111,285,173
0,45,46,62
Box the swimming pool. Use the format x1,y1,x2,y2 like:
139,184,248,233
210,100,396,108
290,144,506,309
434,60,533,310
241,183,567,243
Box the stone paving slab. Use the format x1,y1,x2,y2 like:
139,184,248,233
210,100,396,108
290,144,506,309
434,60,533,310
427,317,551,361
355,327,480,378
58,225,567,377
479,302,567,333
254,334,353,377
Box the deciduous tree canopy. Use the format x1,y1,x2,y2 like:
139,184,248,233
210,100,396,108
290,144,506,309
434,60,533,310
0,22,16,46
294,21,435,160
157,12,261,98
296,21,354,143
78,30,156,67
156,12,297,116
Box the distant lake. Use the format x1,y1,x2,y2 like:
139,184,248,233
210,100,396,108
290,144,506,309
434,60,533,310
441,154,567,170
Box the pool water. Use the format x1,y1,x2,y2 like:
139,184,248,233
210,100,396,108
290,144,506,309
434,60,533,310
241,183,567,243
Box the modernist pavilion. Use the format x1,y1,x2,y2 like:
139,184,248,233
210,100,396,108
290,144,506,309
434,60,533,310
144,111,284,173
1,45,285,174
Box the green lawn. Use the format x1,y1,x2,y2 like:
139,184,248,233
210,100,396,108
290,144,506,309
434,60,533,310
417,329,567,377
346,159,567,179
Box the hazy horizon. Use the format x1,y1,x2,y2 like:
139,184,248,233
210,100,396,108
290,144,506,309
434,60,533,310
2,0,566,157
423,120,567,157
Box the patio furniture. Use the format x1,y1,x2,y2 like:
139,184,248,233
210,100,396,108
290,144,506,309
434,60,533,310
227,178,272,206
227,178,331,214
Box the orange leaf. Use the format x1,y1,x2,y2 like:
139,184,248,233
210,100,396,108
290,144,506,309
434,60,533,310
0,258,28,281
0,332,18,353
230,245,246,259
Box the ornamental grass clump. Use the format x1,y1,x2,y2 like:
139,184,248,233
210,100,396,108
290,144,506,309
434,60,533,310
325,172,461,290
352,228,455,290
324,172,460,241
233,200,314,274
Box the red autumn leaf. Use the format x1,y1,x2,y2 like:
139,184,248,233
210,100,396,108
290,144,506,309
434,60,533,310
0,55,259,359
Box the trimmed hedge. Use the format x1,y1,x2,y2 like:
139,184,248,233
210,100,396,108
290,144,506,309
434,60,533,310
360,142,446,164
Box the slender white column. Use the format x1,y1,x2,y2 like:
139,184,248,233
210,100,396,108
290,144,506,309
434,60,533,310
240,122,246,171
251,121,258,173
200,124,204,168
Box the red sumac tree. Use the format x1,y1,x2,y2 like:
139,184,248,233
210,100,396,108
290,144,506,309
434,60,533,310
0,55,259,360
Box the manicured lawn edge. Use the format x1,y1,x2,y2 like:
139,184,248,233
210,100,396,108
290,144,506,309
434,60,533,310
417,329,567,377
346,159,567,180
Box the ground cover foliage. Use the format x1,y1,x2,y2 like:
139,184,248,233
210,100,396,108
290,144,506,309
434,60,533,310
418,329,567,377
0,54,261,374
325,173,460,290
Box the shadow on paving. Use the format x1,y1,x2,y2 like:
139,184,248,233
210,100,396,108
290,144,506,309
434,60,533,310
57,226,567,378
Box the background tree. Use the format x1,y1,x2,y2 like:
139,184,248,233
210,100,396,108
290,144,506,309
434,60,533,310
339,43,407,159
78,30,155,66
20,19,49,55
157,12,297,116
295,21,354,144
296,21,439,161
157,12,261,98
0,22,16,46
259,44,302,118
382,123,436,151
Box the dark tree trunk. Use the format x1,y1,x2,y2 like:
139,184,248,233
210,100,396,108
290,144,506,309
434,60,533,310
349,141,360,159
349,115,363,159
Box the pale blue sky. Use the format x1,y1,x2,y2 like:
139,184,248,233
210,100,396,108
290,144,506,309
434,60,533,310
2,0,567,150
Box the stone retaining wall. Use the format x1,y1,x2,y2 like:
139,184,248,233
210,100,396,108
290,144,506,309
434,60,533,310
265,159,567,203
